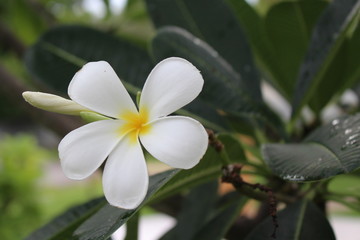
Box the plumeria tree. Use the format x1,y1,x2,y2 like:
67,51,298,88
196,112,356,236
1,0,360,239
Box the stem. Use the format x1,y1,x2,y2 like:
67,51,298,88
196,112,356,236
221,164,296,204
124,212,140,240
136,91,141,107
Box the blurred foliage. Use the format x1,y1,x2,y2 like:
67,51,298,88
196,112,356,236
0,135,48,240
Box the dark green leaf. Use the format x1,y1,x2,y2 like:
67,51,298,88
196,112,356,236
245,200,335,240
263,114,360,181
151,27,259,112
25,197,106,240
264,1,327,98
161,182,247,240
194,195,247,240
217,133,246,163
151,26,284,134
145,0,262,100
160,181,219,240
225,0,281,89
25,25,153,94
309,16,360,113
73,169,179,240
292,0,360,119
151,147,221,202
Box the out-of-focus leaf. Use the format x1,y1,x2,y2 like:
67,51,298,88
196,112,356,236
151,147,221,202
225,0,283,91
245,200,335,240
292,0,360,119
310,16,360,113
264,1,327,98
1,0,46,44
25,25,153,94
73,169,179,240
217,133,246,163
262,114,360,181
145,0,262,101
160,181,219,240
194,195,246,240
151,27,284,135
161,182,247,240
345,18,360,83
328,174,360,198
25,197,106,240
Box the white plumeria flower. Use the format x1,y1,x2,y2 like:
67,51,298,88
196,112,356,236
59,57,208,209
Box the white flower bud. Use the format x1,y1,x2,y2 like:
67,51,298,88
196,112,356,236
22,91,90,115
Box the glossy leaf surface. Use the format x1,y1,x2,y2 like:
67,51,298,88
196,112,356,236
146,0,262,100
292,0,360,118
263,114,360,181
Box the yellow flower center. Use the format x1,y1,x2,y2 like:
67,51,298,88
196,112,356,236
119,107,151,143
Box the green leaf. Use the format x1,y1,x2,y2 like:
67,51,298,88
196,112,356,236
264,1,327,98
309,15,360,113
245,200,335,240
224,0,288,96
328,174,360,198
160,181,219,240
217,133,246,163
291,0,360,119
25,197,106,240
161,182,247,240
151,27,284,134
145,0,262,100
194,194,247,240
73,169,179,240
263,114,360,181
152,147,222,201
25,25,153,94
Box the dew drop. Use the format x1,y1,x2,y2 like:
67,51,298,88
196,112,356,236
332,119,340,126
345,129,353,135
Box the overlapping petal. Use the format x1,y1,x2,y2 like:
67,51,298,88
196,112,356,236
139,116,208,169
59,120,123,180
103,137,148,209
139,57,204,120
68,61,137,118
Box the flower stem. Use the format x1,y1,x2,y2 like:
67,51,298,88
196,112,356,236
124,211,139,240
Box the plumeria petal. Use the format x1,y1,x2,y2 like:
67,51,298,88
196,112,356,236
68,61,137,118
59,120,124,180
139,57,204,120
140,116,208,169
103,137,148,209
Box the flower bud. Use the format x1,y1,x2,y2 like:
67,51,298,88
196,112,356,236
22,91,90,115
79,111,111,123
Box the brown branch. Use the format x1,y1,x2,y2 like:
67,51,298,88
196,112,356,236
0,63,82,137
221,164,296,239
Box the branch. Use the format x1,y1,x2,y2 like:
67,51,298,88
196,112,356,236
0,63,82,137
